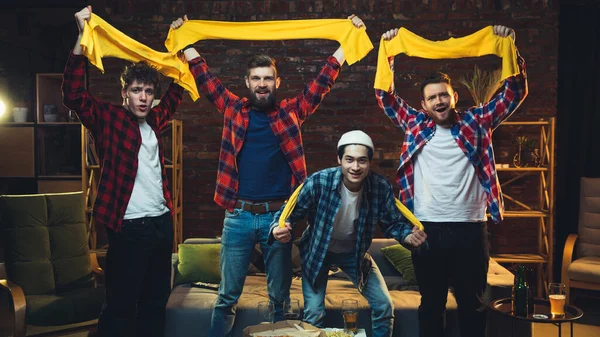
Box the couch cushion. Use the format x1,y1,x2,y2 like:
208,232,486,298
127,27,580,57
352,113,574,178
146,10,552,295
568,256,600,283
1,194,54,294
26,286,104,326
46,193,92,291
381,244,417,285
174,243,221,286
1,192,93,296
368,239,402,278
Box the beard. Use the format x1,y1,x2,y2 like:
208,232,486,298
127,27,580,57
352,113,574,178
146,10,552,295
248,88,277,111
429,106,457,127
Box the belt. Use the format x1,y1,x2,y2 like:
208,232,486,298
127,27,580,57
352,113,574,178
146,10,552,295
235,199,286,214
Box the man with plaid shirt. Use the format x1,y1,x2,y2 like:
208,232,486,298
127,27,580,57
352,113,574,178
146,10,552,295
62,6,184,337
376,26,528,337
171,14,366,337
271,130,427,337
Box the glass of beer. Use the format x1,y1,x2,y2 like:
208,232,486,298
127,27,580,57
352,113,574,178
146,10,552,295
282,298,301,321
341,299,358,334
257,300,274,323
548,283,566,317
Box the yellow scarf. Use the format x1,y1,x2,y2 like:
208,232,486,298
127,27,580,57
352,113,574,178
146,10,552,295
165,19,373,65
81,14,201,100
374,26,519,90
278,183,424,230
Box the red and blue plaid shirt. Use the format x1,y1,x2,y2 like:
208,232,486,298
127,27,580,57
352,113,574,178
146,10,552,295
375,53,528,223
62,52,184,231
189,56,341,210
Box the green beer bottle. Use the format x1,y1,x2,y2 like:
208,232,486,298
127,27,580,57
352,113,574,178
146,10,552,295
512,265,529,317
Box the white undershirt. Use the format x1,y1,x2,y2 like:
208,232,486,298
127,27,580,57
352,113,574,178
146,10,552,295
413,126,487,222
328,183,360,253
124,119,169,219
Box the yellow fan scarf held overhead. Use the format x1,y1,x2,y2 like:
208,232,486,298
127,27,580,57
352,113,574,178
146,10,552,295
80,14,201,100
278,183,424,231
165,19,373,66
374,26,520,91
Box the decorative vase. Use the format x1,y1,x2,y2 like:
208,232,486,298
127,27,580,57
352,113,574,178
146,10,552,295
12,107,28,123
43,104,58,122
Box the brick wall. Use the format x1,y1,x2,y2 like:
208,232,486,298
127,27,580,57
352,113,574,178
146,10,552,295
86,0,558,254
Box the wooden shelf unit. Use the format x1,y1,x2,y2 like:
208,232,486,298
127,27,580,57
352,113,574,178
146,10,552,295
491,118,556,297
82,120,183,252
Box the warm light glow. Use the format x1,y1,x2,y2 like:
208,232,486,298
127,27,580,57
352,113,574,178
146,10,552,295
0,99,6,117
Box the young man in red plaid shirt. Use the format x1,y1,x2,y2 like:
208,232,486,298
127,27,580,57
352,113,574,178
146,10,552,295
376,26,528,337
62,6,184,337
171,14,365,337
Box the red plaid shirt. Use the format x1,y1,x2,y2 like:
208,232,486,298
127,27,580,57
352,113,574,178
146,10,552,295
189,56,341,210
376,53,528,223
62,52,184,232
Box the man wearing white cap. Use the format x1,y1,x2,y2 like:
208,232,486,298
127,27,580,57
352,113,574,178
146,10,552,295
270,130,427,337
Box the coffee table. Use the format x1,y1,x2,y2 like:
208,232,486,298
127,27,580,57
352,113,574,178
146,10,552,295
489,298,584,337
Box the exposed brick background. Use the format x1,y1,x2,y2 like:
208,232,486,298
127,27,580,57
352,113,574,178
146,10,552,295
2,0,558,256
84,0,559,256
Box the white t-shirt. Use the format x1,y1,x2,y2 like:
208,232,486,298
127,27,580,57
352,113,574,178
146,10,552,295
413,126,487,222
124,119,169,219
328,183,361,253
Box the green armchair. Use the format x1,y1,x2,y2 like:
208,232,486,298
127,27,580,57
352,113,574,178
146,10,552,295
0,192,104,337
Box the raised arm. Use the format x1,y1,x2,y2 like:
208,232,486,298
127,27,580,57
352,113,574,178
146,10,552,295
171,15,240,114
149,82,184,131
331,14,365,65
63,5,110,134
374,28,421,132
473,26,528,129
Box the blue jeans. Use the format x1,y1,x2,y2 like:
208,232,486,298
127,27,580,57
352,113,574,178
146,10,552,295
302,251,394,337
208,208,292,337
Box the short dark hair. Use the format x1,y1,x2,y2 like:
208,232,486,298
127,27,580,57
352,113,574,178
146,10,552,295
246,54,278,77
420,71,452,98
120,61,160,93
337,145,374,161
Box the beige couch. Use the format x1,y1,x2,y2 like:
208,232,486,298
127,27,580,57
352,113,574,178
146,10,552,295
165,238,517,337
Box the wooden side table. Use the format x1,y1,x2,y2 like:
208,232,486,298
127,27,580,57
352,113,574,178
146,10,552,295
489,298,584,337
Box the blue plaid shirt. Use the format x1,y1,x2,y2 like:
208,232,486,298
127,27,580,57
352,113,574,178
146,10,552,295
271,167,413,288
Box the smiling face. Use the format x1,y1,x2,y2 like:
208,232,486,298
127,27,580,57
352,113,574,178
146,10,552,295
122,80,155,119
245,66,280,111
421,82,459,127
338,144,371,192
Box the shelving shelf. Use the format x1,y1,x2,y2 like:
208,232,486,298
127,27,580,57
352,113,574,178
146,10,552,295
490,118,555,297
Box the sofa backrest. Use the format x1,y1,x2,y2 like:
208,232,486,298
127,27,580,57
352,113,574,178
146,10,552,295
368,238,402,277
578,177,600,258
0,192,93,295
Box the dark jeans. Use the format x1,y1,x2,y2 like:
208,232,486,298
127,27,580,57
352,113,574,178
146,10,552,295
412,221,489,337
97,213,173,337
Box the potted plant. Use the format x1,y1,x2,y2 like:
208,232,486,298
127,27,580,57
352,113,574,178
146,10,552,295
457,65,503,106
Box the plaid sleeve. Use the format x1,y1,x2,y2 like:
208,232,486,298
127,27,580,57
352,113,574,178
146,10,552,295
473,51,528,130
189,57,240,114
62,51,108,133
375,56,420,132
378,178,412,244
153,82,184,131
283,56,341,121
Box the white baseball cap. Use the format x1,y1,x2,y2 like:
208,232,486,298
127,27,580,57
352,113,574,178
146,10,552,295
337,130,374,152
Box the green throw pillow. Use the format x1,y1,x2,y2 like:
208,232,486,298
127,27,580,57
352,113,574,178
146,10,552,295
174,243,221,286
381,244,417,285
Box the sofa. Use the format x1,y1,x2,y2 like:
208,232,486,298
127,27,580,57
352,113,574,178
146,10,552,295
165,238,517,337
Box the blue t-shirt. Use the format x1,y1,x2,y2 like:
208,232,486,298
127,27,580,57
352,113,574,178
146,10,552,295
237,110,292,200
